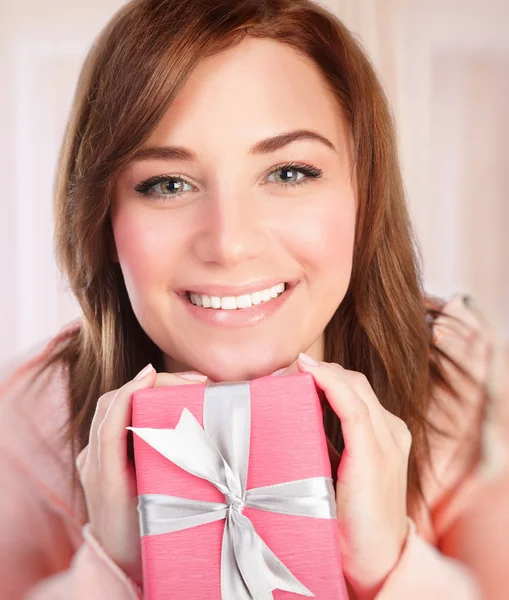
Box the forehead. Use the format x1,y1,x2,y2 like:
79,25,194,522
144,37,349,156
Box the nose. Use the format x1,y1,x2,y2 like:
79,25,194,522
192,190,265,267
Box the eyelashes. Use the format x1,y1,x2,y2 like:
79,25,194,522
133,162,323,202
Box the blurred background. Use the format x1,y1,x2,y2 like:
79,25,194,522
0,0,508,369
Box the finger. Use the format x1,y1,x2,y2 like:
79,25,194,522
296,357,378,459
154,372,208,387
94,364,158,480
382,411,413,454
76,444,89,476
98,369,207,479
329,363,411,452
323,362,395,448
433,321,492,385
436,293,488,333
88,363,158,465
85,388,119,475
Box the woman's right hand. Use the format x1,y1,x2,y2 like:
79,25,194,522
75,363,208,586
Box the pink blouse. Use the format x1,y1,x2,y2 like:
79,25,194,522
0,293,507,599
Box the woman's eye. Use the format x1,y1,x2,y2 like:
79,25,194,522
267,167,306,185
154,178,194,195
134,176,194,198
134,162,322,201
266,163,323,189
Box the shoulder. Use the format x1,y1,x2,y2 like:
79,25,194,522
0,318,82,392
0,318,85,521
0,318,82,437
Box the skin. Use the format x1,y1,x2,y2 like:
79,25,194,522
79,38,410,600
109,37,356,382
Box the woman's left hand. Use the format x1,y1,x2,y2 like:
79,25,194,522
273,354,411,600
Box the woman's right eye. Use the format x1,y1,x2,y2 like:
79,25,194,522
134,176,195,201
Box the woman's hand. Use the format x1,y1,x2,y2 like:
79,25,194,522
272,355,411,600
75,364,207,586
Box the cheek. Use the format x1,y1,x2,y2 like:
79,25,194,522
111,208,179,292
287,192,356,280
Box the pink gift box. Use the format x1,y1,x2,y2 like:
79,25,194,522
131,372,348,600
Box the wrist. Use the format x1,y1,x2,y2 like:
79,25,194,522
344,521,410,600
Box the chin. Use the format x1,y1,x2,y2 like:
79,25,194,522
200,361,276,384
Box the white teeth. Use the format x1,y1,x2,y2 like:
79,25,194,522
236,294,253,309
188,283,288,310
221,297,237,310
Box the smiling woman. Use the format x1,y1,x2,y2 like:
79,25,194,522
0,0,501,599
108,37,357,383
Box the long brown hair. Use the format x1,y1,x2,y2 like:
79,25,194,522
33,0,479,507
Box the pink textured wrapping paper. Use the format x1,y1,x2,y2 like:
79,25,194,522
131,372,348,600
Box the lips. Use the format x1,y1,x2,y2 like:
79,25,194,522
188,283,286,310
176,278,298,299
176,280,298,328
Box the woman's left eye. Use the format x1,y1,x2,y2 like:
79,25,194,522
266,163,323,188
134,162,323,202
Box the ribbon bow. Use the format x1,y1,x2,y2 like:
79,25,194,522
128,381,336,600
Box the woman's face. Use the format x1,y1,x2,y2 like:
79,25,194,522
110,38,356,382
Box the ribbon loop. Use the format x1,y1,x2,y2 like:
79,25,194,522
128,381,336,599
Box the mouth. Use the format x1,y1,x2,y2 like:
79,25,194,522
176,280,298,328
185,281,291,310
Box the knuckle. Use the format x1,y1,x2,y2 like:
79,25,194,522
346,370,371,392
396,420,413,448
386,412,413,449
465,328,477,343
393,415,408,430
78,459,92,486
97,391,116,411
350,402,369,424
401,425,413,446
97,419,115,446
76,447,88,471
350,371,368,385
80,467,93,488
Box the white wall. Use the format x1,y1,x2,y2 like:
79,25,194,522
1,0,507,370
0,0,126,371
332,0,509,339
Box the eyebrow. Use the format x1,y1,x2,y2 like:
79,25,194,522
128,129,337,164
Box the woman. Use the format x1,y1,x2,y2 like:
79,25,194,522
0,0,498,598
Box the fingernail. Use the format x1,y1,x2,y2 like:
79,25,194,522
179,373,208,381
270,368,287,376
298,352,319,366
134,363,154,380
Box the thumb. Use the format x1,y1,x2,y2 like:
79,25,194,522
133,363,156,382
